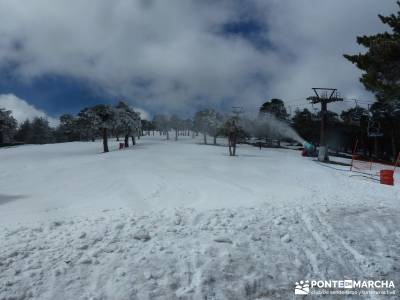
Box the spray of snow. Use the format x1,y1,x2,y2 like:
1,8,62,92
246,113,305,144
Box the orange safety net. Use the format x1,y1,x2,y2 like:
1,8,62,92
350,140,372,172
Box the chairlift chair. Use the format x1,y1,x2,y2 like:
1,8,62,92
366,103,384,137
367,120,383,137
349,109,361,126
311,104,320,121
349,100,367,126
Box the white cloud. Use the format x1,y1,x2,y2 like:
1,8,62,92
0,0,396,116
0,94,59,126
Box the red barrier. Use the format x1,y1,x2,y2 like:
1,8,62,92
119,143,124,150
350,140,372,171
380,170,394,186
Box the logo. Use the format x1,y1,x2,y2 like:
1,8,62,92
344,280,353,289
294,279,396,296
295,280,310,295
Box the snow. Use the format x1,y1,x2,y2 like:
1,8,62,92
0,135,399,299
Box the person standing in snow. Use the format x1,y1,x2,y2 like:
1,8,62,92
228,120,238,156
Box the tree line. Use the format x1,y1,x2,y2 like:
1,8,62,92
145,109,225,145
0,101,142,153
1,98,398,161
0,104,244,156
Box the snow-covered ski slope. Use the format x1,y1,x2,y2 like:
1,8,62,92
1,136,399,299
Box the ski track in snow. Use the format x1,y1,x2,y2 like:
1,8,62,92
1,206,399,300
0,136,399,299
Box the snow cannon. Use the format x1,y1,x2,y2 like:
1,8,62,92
302,141,316,157
303,141,314,152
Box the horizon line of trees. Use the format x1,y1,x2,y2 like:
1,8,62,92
1,99,398,160
0,101,142,153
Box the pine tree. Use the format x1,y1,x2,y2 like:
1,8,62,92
259,99,288,120
259,99,289,146
30,117,53,144
0,108,17,145
78,107,98,142
344,2,400,159
57,114,79,142
15,119,33,143
291,109,318,145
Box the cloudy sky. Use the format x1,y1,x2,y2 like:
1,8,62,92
0,0,396,122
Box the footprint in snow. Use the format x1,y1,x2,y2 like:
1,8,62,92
133,230,151,242
214,237,233,244
79,257,93,264
281,234,292,243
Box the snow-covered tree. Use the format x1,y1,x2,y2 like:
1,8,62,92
57,114,79,142
206,110,224,145
92,104,115,152
183,118,194,137
77,107,98,142
130,110,141,145
115,101,141,147
169,115,183,141
224,118,239,156
153,114,170,139
0,108,17,145
194,110,209,144
111,117,123,142
194,109,223,145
